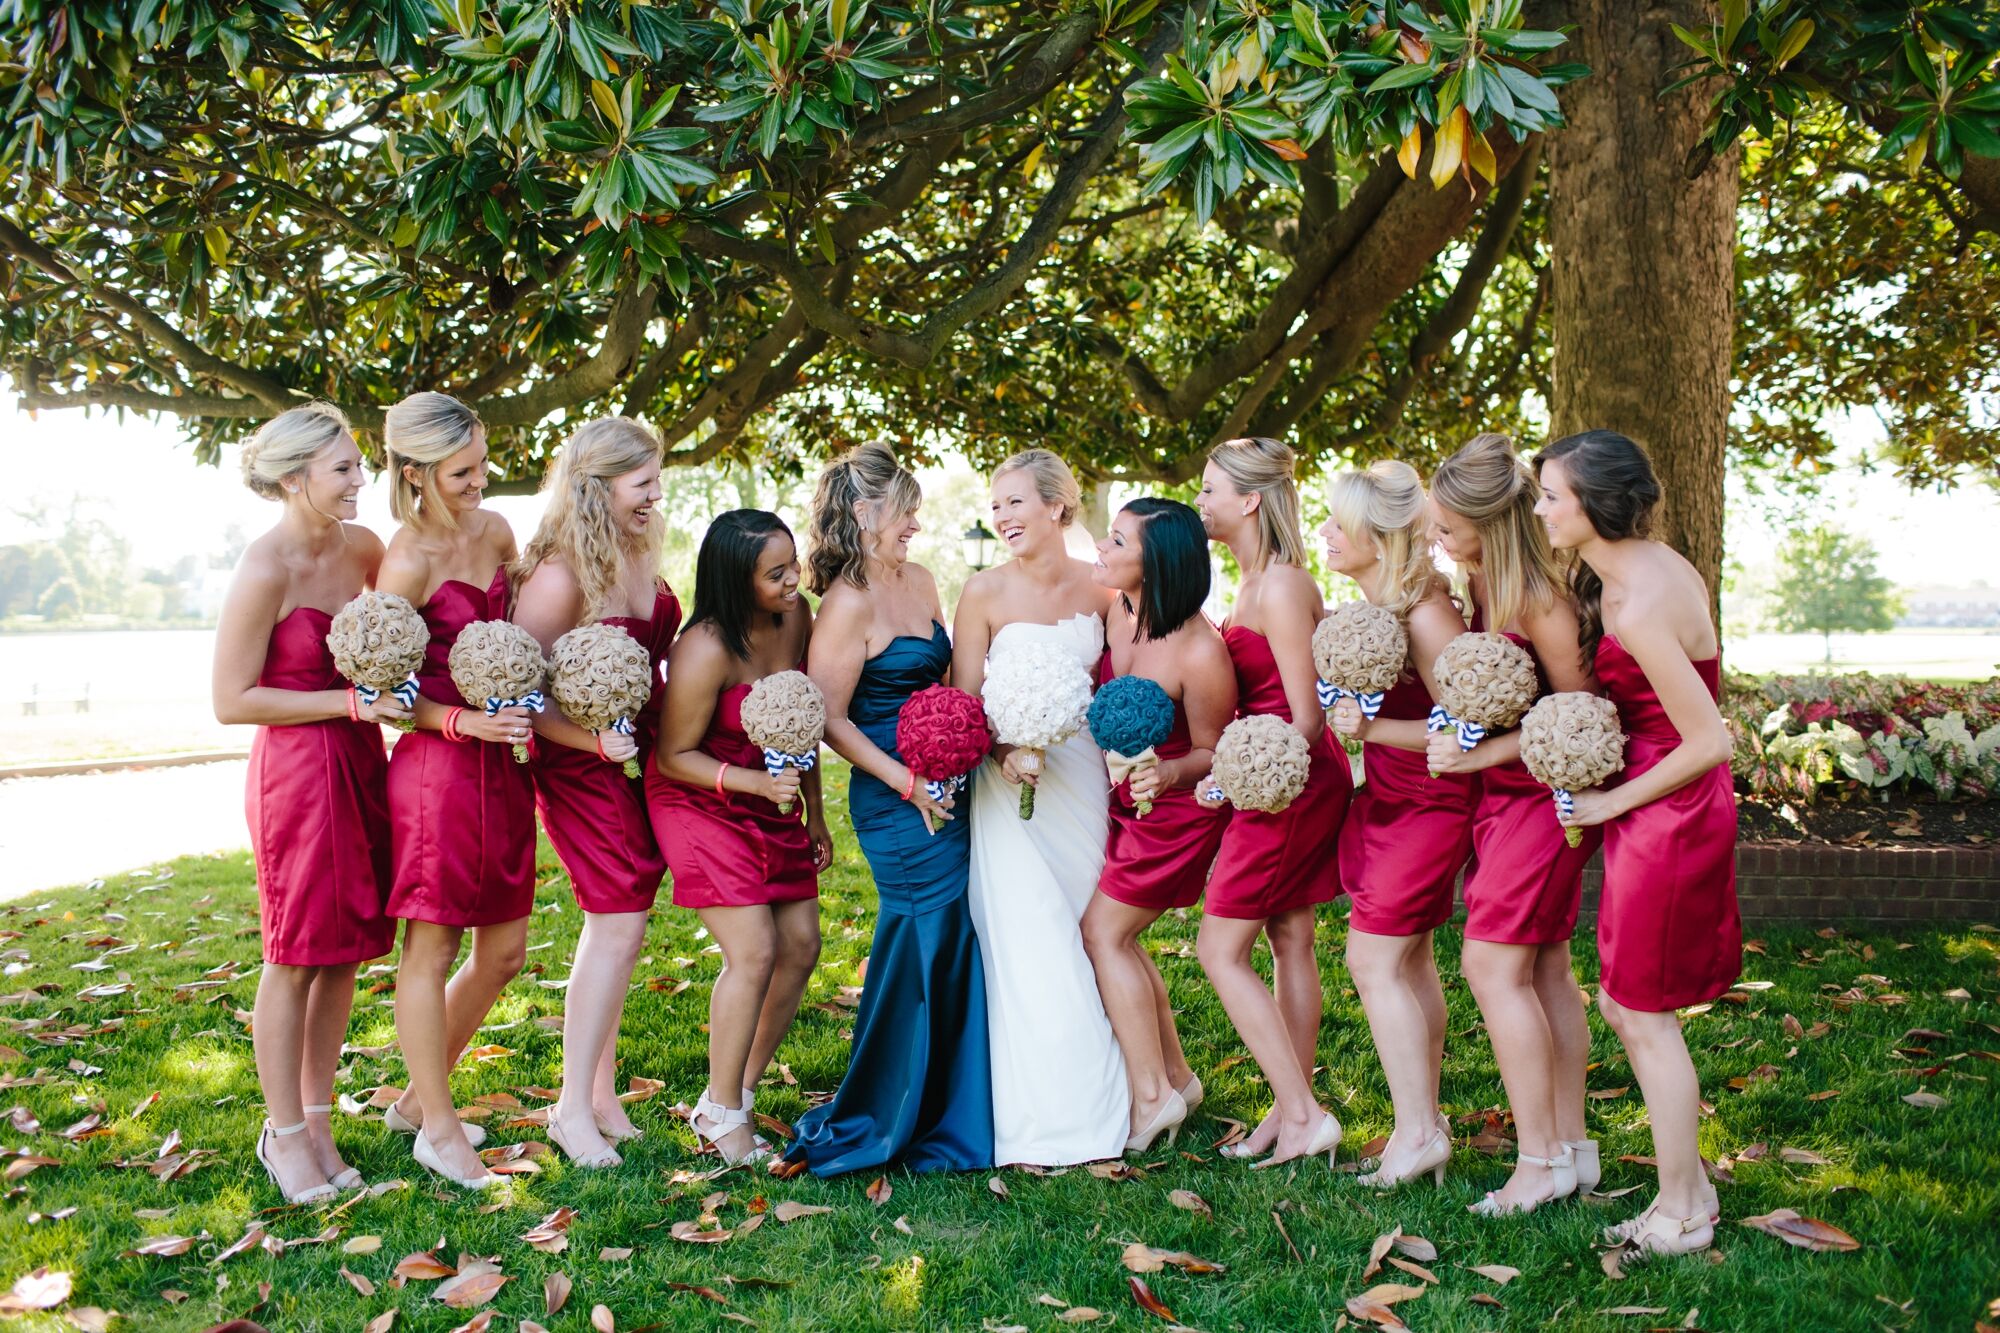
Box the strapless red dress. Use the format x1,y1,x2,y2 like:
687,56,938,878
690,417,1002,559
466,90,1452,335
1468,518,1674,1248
1460,615,1601,945
648,680,819,909
532,583,678,914
1095,653,1228,913
1338,667,1474,936
245,606,397,966
1204,626,1349,919
386,569,538,927
1593,635,1740,1011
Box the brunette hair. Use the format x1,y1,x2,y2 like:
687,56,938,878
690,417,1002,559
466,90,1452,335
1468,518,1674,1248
805,441,921,594
685,509,794,661
1122,497,1210,640
1533,429,1661,661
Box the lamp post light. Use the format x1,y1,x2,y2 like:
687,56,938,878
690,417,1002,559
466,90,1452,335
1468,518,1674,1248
961,521,998,571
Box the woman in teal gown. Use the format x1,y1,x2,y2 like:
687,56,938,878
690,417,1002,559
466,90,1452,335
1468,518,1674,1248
784,442,994,1175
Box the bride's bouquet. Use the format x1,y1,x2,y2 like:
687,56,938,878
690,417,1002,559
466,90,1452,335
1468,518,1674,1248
1428,632,1540,776
981,640,1094,819
326,591,428,732
548,623,654,778
896,684,991,835
1518,691,1626,848
741,670,825,814
448,620,549,763
1312,601,1406,720
1086,675,1176,817
1209,713,1312,813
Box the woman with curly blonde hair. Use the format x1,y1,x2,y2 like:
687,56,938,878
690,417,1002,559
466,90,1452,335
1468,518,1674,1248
1321,459,1474,1193
513,416,676,1168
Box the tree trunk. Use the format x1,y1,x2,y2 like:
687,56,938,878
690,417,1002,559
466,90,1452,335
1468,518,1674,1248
1547,0,1739,608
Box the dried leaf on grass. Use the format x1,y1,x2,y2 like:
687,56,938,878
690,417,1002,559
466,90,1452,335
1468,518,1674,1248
1739,1209,1861,1252
1466,1264,1520,1285
1126,1277,1177,1322
0,1268,72,1314
1167,1189,1210,1218
339,1266,374,1297
1119,1244,1226,1275
1363,1226,1400,1279
865,1176,892,1207
544,1272,572,1316
434,1266,510,1309
772,1201,832,1223
393,1252,457,1281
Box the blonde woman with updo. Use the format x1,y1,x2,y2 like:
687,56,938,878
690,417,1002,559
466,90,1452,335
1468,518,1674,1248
951,448,1128,1167
1190,437,1350,1170
213,403,404,1204
375,391,535,1190
513,418,675,1169
1322,460,1474,1192
1428,433,1601,1216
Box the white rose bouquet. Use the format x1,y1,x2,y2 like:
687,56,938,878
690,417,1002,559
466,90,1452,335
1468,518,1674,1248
981,640,1093,819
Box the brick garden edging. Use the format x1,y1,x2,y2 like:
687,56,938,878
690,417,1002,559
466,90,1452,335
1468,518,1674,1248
1575,842,2000,923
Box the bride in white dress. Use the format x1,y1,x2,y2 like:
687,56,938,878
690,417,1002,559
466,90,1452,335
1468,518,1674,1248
952,450,1130,1166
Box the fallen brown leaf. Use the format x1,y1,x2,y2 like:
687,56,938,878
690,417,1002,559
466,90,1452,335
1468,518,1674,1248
341,1235,383,1256
1387,1256,1438,1284
598,1248,633,1263
0,1268,72,1314
1359,1282,1426,1306
363,1311,396,1333
1363,1226,1400,1279
772,1201,832,1223
1466,1263,1519,1285
1167,1188,1210,1218
1778,1147,1831,1165
444,1312,492,1333
125,1234,195,1257
865,1175,892,1207
434,1269,510,1309
1127,1276,1177,1322
393,1252,457,1281
1599,1306,1669,1316
1739,1209,1860,1252
1902,1091,1947,1109
1344,1297,1409,1329
1391,1234,1437,1263
545,1272,572,1316
590,1304,615,1332
1055,1310,1102,1325
339,1266,375,1297
988,1176,1010,1199
1470,1291,1505,1308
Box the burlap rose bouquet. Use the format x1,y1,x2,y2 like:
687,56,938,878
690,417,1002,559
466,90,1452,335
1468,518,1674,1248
1313,601,1407,720
326,591,428,732
1519,691,1627,848
896,684,992,835
741,670,825,814
981,640,1094,819
1087,675,1177,817
548,623,654,778
1209,713,1312,813
1428,632,1540,774
448,620,548,763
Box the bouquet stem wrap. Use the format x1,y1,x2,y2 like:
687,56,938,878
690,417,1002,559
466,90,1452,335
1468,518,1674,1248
608,715,641,780
486,691,546,764
1553,787,1583,849
356,675,422,732
449,619,551,767
1426,704,1486,776
1317,680,1385,718
760,746,820,815
1103,747,1161,817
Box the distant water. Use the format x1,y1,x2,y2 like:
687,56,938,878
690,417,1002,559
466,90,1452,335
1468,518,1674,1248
1,629,220,706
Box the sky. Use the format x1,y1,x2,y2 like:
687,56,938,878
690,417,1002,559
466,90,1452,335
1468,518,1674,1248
3,387,1995,589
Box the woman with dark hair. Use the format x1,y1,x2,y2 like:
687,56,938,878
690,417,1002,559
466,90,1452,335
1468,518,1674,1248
650,509,831,1166
1080,498,1237,1153
1534,429,1738,1260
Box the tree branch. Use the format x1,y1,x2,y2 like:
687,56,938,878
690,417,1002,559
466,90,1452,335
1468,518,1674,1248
476,283,660,427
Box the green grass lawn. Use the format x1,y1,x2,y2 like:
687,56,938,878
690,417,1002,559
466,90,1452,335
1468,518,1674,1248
3,777,1998,1333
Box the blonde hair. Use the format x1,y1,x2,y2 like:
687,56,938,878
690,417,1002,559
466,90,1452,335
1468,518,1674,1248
1430,432,1565,632
384,391,483,528
1328,459,1443,617
1208,437,1308,569
515,417,665,624
241,402,350,500
806,441,922,594
994,447,1082,527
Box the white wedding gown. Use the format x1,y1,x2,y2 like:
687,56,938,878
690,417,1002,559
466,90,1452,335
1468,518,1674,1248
967,612,1130,1165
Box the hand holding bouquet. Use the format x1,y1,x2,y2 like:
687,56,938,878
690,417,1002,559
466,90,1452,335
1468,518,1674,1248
741,670,826,814
981,641,1094,819
1313,601,1406,722
326,591,428,732
1519,691,1626,848
896,684,992,835
449,620,549,763
1428,632,1540,776
1209,714,1312,813
548,623,654,778
1087,675,1176,817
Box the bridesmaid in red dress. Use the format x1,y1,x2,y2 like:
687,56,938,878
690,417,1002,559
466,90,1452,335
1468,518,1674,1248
651,510,831,1166
214,403,406,1204
1535,429,1738,1260
376,392,536,1190
1078,498,1236,1153
1428,433,1603,1216
1321,460,1473,1192
513,418,675,1169
1189,437,1349,1169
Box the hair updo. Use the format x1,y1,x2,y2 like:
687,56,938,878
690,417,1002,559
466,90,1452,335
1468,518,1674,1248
1430,432,1565,632
384,391,483,528
516,417,665,624
806,441,922,594
240,402,350,500
1327,459,1443,617
994,447,1083,527
1207,436,1308,569
1533,429,1662,660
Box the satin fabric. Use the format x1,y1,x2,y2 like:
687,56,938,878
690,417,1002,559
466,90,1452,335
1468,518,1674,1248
245,606,396,966
1593,635,1741,1011
1094,651,1228,913
788,623,994,1175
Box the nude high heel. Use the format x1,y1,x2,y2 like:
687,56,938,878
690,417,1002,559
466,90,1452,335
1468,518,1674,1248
301,1105,363,1190
1356,1121,1452,1190
690,1088,771,1167
1250,1112,1342,1170
1126,1089,1189,1155
383,1101,487,1147
1468,1145,1575,1217
256,1119,337,1205
1611,1199,1715,1260
412,1124,504,1190
1177,1074,1205,1115
1565,1137,1600,1192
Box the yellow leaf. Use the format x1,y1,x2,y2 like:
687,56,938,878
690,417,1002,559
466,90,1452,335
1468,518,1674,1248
590,79,623,130
1467,129,1497,185
1022,142,1046,179
1775,18,1814,68
1429,107,1468,190
1397,125,1422,180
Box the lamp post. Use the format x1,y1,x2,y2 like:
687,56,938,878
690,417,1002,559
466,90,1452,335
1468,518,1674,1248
961,521,998,571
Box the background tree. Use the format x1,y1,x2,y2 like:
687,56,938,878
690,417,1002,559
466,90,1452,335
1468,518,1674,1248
1769,523,1904,662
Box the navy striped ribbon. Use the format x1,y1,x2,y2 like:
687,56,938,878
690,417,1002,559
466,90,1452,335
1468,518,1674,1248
924,773,966,803
762,747,820,779
1427,704,1486,750
609,715,635,738
357,674,419,708
484,690,546,716
1317,678,1386,718
1553,787,1575,822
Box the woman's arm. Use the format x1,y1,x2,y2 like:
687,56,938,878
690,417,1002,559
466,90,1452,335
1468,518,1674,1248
1566,604,1731,826
212,545,354,727
656,630,791,804
1158,631,1237,791
1358,593,1466,755
810,586,955,823
1261,568,1326,745
512,561,617,757
376,540,525,742
948,570,996,697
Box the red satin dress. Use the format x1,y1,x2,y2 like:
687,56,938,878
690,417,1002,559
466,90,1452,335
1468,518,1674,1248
1095,652,1228,913
1593,635,1740,1011
1460,612,1602,945
386,569,538,927
245,607,397,966
1338,664,1475,936
648,680,819,910
532,583,679,914
1204,626,1349,919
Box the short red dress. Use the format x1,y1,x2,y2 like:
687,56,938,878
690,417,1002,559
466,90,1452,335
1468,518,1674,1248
245,607,397,966
532,583,679,914
1593,635,1740,1012
1095,652,1229,913
648,680,819,910
1338,666,1475,936
1204,626,1349,920
386,569,538,928
1460,612,1602,945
